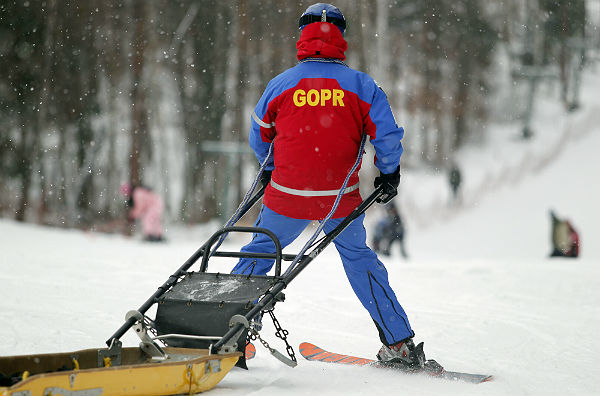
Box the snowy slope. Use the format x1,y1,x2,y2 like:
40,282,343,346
2,78,600,395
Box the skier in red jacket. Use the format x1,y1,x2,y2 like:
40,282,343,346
232,3,425,369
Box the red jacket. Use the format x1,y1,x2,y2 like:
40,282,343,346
250,23,404,220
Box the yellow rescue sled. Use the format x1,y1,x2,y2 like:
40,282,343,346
0,343,240,396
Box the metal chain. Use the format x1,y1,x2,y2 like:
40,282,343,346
267,310,297,362
246,310,297,363
248,326,275,353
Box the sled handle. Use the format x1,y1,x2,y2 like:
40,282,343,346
284,185,385,283
199,226,283,276
212,186,385,354
106,184,267,347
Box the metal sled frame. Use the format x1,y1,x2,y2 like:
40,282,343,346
107,183,385,357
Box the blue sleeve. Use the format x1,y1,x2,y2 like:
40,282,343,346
249,82,276,171
368,86,404,175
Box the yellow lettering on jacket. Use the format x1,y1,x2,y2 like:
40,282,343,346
307,89,319,106
293,89,306,106
332,89,344,106
292,89,345,107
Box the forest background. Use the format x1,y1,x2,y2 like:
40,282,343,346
0,0,593,229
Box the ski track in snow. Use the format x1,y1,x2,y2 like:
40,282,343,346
2,72,600,396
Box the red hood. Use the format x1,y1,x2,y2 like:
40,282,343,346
296,22,347,61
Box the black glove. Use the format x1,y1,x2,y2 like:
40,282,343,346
374,166,400,204
260,170,272,187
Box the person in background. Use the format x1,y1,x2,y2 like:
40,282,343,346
448,163,462,204
120,183,165,242
372,204,408,258
549,210,579,258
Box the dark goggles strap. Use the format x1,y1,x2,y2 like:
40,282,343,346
298,14,346,31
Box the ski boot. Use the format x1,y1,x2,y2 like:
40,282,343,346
376,337,426,371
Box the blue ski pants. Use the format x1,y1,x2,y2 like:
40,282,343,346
231,205,414,345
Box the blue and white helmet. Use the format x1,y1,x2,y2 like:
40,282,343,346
299,3,346,35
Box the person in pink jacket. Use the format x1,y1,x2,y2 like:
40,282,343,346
120,183,165,242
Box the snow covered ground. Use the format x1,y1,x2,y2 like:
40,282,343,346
2,74,600,396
